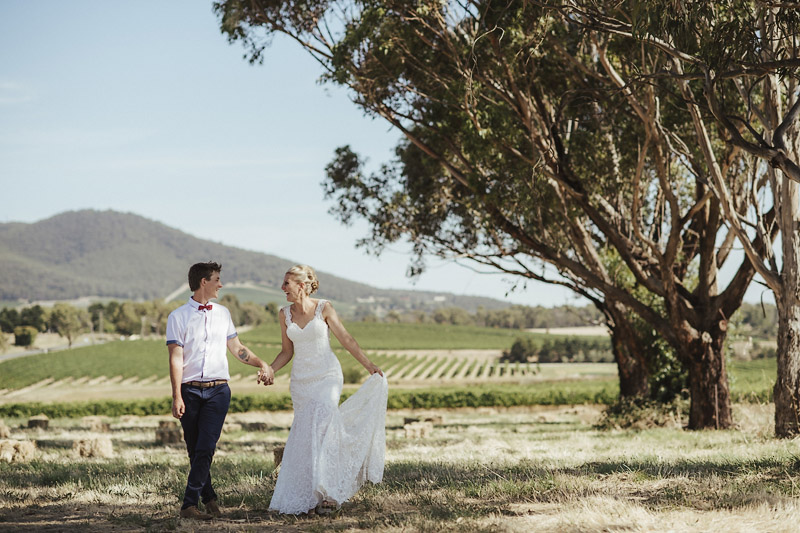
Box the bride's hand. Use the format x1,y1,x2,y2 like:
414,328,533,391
257,364,275,386
365,363,383,377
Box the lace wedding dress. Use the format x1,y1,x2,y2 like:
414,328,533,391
269,299,388,514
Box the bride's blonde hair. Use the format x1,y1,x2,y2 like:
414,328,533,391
287,264,319,296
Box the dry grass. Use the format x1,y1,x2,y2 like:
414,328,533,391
0,404,798,532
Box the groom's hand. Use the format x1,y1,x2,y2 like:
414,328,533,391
172,397,185,419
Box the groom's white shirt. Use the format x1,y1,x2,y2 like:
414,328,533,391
166,298,237,382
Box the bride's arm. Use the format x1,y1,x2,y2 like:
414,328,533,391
270,308,294,373
324,302,383,376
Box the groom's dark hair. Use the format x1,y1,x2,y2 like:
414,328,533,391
188,262,223,291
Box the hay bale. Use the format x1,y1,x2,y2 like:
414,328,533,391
82,416,110,433
0,439,36,463
0,420,10,439
73,437,114,458
403,421,433,439
27,415,49,430
273,445,285,467
222,422,242,433
243,422,269,432
156,421,182,444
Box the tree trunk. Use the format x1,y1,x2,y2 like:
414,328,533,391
774,300,800,437
605,303,650,398
773,177,800,437
684,326,732,429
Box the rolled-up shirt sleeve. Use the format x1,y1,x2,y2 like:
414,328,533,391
166,312,185,347
226,312,237,340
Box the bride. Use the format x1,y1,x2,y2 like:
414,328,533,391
264,264,388,515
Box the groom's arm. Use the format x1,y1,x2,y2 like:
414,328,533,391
168,344,185,418
226,336,274,384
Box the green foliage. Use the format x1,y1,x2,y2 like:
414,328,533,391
13,325,38,347
342,365,365,384
0,307,19,333
49,303,91,347
502,336,613,363
19,305,47,332
0,382,618,418
730,303,779,340
384,382,618,409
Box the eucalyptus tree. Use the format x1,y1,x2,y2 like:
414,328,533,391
555,0,800,436
215,0,767,428
49,303,90,349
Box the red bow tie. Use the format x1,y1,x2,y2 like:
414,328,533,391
198,305,212,311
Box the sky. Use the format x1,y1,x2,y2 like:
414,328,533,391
0,1,771,309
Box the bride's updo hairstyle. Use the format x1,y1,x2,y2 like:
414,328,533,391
287,264,319,296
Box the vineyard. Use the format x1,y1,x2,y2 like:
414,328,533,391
0,321,774,409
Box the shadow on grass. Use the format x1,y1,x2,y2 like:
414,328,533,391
2,453,799,530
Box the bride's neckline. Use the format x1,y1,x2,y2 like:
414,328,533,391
288,300,322,330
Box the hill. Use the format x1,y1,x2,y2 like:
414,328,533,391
0,210,508,311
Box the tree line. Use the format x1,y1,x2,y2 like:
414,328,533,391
361,303,604,328
215,0,800,434
0,296,279,350
2,296,777,353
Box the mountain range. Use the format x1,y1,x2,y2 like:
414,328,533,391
0,210,508,311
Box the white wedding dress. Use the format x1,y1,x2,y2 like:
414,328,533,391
269,299,388,514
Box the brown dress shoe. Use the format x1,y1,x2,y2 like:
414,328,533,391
205,499,222,518
179,506,212,520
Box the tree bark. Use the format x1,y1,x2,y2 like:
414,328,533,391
605,303,650,398
684,324,732,429
774,179,800,436
774,302,800,436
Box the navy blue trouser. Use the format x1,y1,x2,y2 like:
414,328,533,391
179,383,230,510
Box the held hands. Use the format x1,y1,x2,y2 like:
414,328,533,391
257,364,275,386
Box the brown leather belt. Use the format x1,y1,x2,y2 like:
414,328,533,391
184,380,228,388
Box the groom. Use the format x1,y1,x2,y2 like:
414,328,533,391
166,261,274,520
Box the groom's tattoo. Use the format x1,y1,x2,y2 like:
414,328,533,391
237,347,251,362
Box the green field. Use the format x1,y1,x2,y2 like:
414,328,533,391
243,321,606,350
0,321,563,390
0,322,778,410
0,329,778,406
728,358,776,401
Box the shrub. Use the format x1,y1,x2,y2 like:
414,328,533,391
0,384,620,419
13,326,38,347
502,337,537,363
501,336,613,363
594,396,690,430
342,366,364,384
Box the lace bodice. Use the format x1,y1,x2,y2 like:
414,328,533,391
283,300,340,384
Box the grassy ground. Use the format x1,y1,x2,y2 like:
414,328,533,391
0,404,797,532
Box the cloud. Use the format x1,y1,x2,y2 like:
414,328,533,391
0,81,34,105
